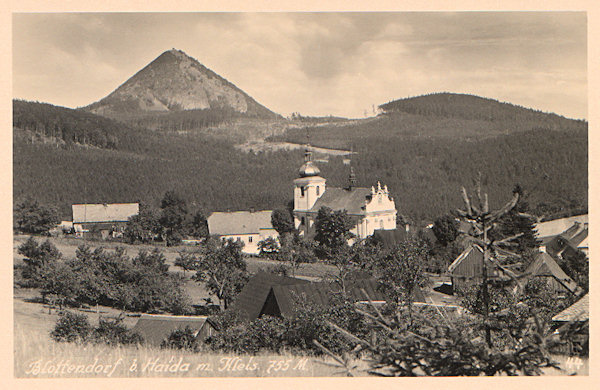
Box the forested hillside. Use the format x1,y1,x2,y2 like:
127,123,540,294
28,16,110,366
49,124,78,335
13,93,587,223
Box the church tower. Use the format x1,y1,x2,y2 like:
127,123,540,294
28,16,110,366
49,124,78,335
293,145,326,234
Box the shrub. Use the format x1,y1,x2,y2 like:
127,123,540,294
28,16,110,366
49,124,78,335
92,317,144,346
161,326,200,352
50,311,91,343
14,198,60,235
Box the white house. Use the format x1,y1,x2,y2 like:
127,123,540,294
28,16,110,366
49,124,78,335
292,145,397,240
72,203,139,239
207,210,279,255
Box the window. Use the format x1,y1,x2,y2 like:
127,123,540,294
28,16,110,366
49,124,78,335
378,194,383,204
380,220,384,229
248,236,253,243
316,186,320,195
301,217,305,225
300,187,305,197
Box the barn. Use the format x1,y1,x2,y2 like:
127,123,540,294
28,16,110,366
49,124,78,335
447,245,516,293
131,314,217,346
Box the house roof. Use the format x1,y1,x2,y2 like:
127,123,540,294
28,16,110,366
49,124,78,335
310,187,372,215
448,245,484,273
552,293,589,322
535,214,588,240
207,210,274,236
371,228,411,248
230,272,310,321
131,314,214,346
231,271,419,321
72,203,139,224
524,252,579,294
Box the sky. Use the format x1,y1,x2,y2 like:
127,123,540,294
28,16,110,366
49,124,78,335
12,12,588,119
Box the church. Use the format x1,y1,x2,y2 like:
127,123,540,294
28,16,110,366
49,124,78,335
293,146,397,240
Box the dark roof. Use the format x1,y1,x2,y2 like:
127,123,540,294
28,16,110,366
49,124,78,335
524,252,579,294
230,272,310,321
552,293,589,322
131,314,214,346
232,272,427,321
372,228,411,249
207,210,274,235
310,187,372,215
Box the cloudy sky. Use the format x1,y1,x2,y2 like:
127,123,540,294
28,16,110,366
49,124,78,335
13,12,587,119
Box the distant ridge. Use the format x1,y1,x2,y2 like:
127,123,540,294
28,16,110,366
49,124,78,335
83,49,278,121
379,92,585,123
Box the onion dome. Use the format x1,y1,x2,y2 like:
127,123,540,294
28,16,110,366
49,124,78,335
298,146,321,177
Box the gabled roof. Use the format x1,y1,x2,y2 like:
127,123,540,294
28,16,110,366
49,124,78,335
525,252,579,294
448,245,484,273
372,228,411,249
230,272,310,321
207,210,274,236
72,203,139,224
131,314,214,346
310,187,372,215
552,293,589,322
231,272,397,321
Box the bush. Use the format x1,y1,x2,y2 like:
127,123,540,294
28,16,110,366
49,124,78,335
14,198,60,235
92,317,144,346
50,311,91,343
161,326,200,352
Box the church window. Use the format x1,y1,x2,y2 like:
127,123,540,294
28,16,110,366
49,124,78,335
300,187,305,197
380,220,384,229
248,236,253,243
301,217,305,225
378,194,383,204
316,186,320,195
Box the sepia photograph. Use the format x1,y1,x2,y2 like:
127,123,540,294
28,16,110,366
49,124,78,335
10,10,590,379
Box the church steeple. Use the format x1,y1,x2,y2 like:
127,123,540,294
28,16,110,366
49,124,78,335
348,166,357,190
298,135,321,178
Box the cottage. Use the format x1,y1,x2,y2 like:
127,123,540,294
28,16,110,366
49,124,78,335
231,272,393,321
207,210,278,255
543,222,588,258
524,252,581,296
131,314,217,346
293,145,397,240
72,203,139,239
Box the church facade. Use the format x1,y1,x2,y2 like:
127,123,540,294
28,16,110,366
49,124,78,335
293,146,397,240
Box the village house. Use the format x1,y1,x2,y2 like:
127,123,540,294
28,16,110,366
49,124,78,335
72,202,139,240
206,210,278,255
131,314,218,347
535,214,588,255
293,145,397,240
524,252,581,296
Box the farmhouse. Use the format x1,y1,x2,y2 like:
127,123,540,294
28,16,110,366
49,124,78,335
131,314,217,346
207,210,278,255
543,222,588,258
524,252,581,296
293,145,397,240
72,202,139,239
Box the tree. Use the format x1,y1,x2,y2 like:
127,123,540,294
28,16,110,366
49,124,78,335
257,236,280,257
275,234,316,277
175,250,199,276
558,248,589,293
314,207,354,258
17,237,62,287
193,238,249,311
432,215,459,246
271,208,295,235
124,205,161,244
159,191,189,246
14,198,60,235
372,239,430,322
188,210,209,238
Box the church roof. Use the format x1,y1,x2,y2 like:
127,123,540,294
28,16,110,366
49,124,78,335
310,187,372,215
207,210,274,236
